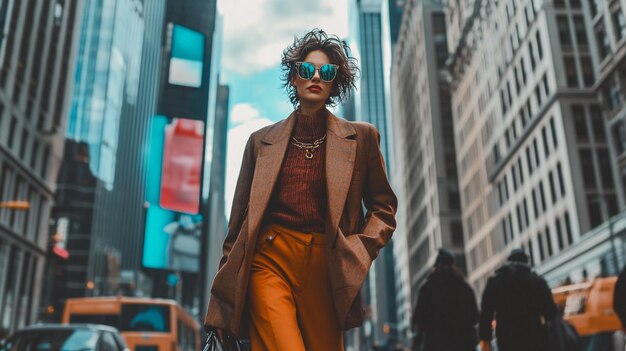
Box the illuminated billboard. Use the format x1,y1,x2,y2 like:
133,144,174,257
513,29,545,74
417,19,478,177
142,115,204,273
143,206,202,272
168,24,205,88
160,118,204,214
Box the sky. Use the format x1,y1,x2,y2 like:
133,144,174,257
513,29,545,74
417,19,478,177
217,0,349,217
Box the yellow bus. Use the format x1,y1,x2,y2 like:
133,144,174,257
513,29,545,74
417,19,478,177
552,277,625,351
62,297,201,351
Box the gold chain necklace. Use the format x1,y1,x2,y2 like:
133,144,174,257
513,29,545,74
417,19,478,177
290,134,326,159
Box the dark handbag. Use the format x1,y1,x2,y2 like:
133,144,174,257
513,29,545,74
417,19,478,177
203,330,247,351
544,312,581,351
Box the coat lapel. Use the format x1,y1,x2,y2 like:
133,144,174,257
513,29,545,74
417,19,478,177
325,112,357,235
246,110,357,241
247,113,295,238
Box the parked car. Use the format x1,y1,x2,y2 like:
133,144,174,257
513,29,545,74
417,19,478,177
0,324,129,351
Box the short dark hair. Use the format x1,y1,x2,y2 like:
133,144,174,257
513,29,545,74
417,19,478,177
280,28,359,108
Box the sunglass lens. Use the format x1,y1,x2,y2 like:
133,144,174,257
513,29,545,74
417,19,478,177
298,62,315,80
320,64,337,81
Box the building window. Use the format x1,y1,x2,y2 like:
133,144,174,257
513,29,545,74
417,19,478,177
556,219,565,250
571,0,582,8
539,181,547,214
542,126,550,157
536,31,544,59
572,105,589,142
7,117,16,150
588,195,603,227
613,122,626,154
554,0,566,8
595,21,612,60
597,149,615,188
564,57,578,87
589,0,601,17
579,149,597,189
534,86,541,108
546,227,554,256
517,205,524,232
589,105,606,142
580,56,594,86
549,171,558,203
523,198,530,227
529,41,537,70
604,76,622,111
30,141,39,170
520,57,527,85
573,15,589,51
518,157,525,184
564,212,574,244
532,188,540,218
612,7,626,41
557,16,572,50
533,138,541,167
526,146,533,173
557,162,566,196
19,129,28,159
538,231,546,261
550,117,559,148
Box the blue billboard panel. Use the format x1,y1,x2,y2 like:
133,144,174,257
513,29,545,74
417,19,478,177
142,115,203,273
142,206,202,272
168,24,204,88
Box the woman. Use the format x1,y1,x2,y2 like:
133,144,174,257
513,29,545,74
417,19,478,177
204,29,397,350
413,248,479,351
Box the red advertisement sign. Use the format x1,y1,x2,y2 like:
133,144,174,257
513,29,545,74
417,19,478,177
160,118,204,214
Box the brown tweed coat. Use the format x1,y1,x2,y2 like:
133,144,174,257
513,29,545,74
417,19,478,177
204,109,398,337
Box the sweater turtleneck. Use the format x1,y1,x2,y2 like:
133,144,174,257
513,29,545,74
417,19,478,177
264,108,328,234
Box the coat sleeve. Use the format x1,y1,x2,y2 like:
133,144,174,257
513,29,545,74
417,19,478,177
218,135,255,270
345,124,398,261
479,277,497,341
413,284,430,331
465,283,479,326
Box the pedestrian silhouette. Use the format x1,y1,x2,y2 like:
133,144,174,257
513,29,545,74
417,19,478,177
479,249,556,351
412,248,479,351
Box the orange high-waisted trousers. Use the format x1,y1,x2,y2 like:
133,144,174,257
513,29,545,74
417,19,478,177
247,223,344,351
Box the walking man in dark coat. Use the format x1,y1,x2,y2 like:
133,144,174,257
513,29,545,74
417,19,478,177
479,249,556,351
412,248,479,351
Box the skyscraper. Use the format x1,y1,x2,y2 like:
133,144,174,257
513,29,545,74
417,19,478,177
446,0,624,293
348,0,399,349
0,0,83,334
391,1,465,348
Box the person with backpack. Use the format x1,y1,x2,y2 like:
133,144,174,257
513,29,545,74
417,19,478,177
412,248,479,351
479,249,556,351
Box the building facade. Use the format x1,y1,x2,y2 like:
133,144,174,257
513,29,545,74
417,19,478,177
446,0,625,295
0,0,83,334
392,0,465,342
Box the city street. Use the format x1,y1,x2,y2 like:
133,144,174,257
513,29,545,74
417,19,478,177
1,0,626,350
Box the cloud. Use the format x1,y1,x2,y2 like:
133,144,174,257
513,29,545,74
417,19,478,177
218,0,348,76
230,103,261,125
225,110,273,217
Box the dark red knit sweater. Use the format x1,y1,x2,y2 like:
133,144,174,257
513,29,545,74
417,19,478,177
265,109,328,233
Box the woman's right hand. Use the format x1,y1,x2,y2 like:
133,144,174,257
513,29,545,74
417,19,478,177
215,328,224,344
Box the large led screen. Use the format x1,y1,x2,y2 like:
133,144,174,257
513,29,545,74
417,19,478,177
142,115,204,273
159,118,204,214
168,24,205,88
